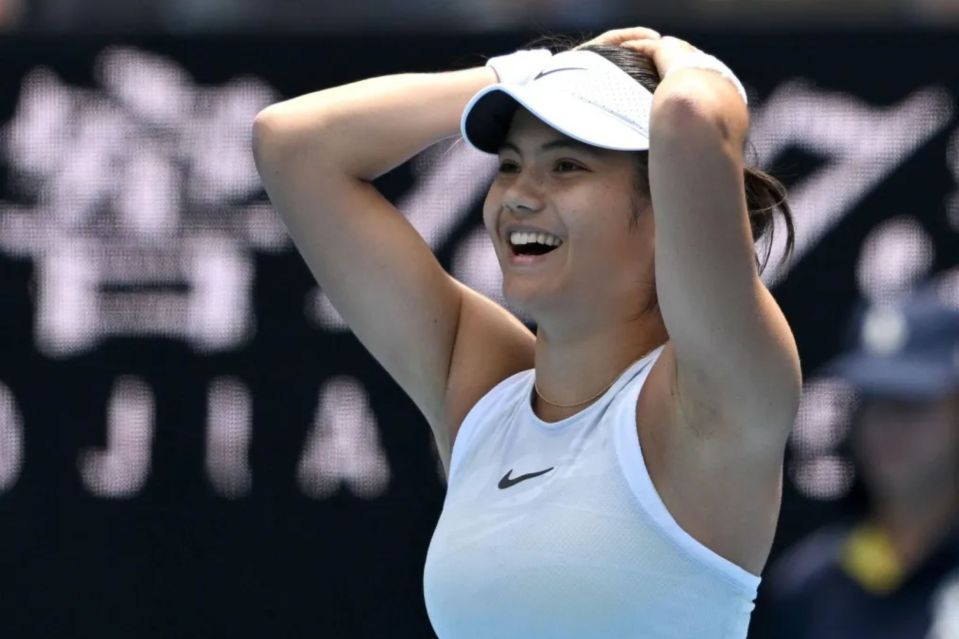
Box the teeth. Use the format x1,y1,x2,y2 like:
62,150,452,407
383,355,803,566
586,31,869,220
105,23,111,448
509,231,563,247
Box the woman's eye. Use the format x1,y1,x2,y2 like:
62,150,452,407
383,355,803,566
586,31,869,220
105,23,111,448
497,160,582,173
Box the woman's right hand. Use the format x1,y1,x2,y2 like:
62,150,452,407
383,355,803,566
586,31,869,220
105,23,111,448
574,26,661,49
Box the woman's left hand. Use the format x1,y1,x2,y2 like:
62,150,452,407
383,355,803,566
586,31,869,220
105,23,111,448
619,35,699,81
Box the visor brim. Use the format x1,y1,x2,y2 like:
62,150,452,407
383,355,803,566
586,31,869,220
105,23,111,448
461,83,651,154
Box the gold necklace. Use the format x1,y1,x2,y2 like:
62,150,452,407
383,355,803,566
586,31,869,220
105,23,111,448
534,377,618,408
533,345,660,409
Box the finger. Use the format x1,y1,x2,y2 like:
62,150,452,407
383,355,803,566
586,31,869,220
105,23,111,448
660,35,699,52
620,39,660,54
575,27,661,51
604,26,662,42
583,27,660,47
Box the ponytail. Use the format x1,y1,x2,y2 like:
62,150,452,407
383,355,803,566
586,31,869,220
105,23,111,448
744,166,794,274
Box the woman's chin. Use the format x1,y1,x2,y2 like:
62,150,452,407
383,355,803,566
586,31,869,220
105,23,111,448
502,281,562,317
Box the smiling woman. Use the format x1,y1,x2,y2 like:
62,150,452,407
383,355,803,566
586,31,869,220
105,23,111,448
252,26,802,639
483,108,653,325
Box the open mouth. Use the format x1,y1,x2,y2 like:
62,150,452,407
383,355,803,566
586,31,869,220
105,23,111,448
508,231,564,257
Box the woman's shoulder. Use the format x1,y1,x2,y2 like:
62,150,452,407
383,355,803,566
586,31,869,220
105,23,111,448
461,366,533,422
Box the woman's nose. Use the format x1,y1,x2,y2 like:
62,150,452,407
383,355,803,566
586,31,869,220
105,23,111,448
503,172,545,216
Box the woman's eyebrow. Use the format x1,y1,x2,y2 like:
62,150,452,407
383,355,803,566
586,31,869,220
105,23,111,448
497,138,598,156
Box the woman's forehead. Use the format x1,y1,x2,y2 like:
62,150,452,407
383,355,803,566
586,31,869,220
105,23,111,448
502,110,607,158
506,109,568,141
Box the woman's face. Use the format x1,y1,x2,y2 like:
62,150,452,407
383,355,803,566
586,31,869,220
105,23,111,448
851,392,959,502
482,108,654,326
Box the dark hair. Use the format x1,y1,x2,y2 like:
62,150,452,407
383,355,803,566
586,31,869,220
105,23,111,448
523,35,795,275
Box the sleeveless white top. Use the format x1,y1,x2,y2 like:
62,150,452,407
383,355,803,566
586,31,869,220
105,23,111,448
423,345,761,638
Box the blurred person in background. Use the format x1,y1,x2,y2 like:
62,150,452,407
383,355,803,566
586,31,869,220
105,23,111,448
761,287,959,639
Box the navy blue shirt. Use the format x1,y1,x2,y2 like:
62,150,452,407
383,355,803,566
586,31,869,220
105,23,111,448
759,520,959,639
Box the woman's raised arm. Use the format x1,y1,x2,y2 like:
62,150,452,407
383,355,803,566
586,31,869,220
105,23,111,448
252,67,535,471
625,35,801,456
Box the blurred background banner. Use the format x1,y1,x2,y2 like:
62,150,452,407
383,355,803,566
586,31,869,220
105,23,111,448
0,30,957,638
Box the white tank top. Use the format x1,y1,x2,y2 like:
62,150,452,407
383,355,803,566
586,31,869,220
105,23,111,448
423,345,761,638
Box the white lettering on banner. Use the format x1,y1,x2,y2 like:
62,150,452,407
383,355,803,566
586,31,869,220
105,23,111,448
856,216,935,304
297,377,390,499
0,48,286,357
750,82,953,285
79,376,154,498
788,378,857,500
206,377,253,498
0,382,24,493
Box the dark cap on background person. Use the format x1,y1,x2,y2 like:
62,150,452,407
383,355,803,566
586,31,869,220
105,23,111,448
822,287,959,400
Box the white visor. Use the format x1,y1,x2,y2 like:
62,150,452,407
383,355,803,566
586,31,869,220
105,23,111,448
461,50,654,154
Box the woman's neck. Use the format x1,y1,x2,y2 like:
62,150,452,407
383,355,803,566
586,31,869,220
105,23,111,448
531,312,667,422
